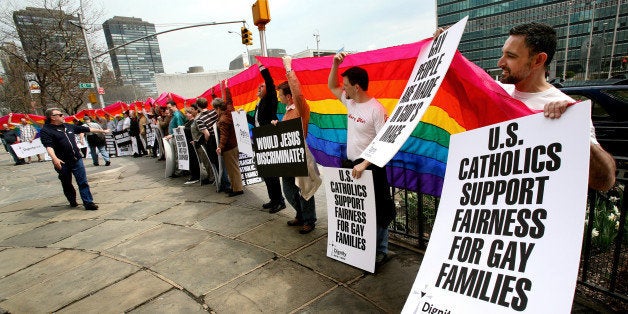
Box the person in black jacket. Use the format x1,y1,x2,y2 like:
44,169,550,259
129,110,147,157
39,108,110,210
246,62,285,213
1,123,25,165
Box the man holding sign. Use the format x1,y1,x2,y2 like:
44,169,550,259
434,22,616,191
328,52,396,267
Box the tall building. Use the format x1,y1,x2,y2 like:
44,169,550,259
13,7,90,74
102,16,164,96
437,0,627,80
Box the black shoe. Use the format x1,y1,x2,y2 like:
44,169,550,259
93,163,99,166
269,202,286,214
228,190,244,197
69,201,79,207
105,161,111,166
375,252,389,269
84,202,99,211
299,224,315,234
133,153,139,158
262,201,274,209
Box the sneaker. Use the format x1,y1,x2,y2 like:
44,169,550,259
269,202,286,214
84,202,99,211
105,161,111,166
287,219,304,226
228,190,244,197
299,224,315,234
184,179,200,185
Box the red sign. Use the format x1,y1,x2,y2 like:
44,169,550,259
97,87,105,95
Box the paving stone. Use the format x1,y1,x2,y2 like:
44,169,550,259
204,258,336,313
0,247,61,278
152,237,275,297
348,249,423,313
0,249,97,299
58,270,172,313
0,221,47,242
104,201,180,220
299,286,385,313
237,219,326,256
194,205,274,236
105,224,212,266
289,237,364,283
51,220,161,250
128,289,207,313
0,220,102,247
0,256,138,313
147,201,226,226
0,205,67,224
50,202,128,221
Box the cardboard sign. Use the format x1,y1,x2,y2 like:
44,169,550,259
112,131,132,156
361,16,468,167
322,166,377,273
251,118,308,177
11,138,46,158
232,110,254,157
402,102,591,313
173,126,189,171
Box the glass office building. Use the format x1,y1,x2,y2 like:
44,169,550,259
103,16,164,96
437,0,627,80
13,7,90,75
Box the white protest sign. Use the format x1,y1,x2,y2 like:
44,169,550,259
232,110,254,157
173,126,190,171
402,102,592,313
322,166,377,273
11,138,46,158
360,16,468,167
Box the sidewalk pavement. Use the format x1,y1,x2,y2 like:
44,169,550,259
0,152,610,313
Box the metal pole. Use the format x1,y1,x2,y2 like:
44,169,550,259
258,25,268,57
77,13,104,108
608,0,621,79
563,2,572,81
584,1,596,81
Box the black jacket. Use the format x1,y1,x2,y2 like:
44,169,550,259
247,67,278,127
40,123,89,162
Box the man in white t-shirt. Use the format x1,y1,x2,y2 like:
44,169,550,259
436,22,616,191
328,52,397,269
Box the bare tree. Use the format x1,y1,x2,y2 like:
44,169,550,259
0,0,106,115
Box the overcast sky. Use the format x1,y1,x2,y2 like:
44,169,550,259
95,0,437,73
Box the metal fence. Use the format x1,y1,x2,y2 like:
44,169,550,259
388,178,627,308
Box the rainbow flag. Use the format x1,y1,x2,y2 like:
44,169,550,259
250,41,533,196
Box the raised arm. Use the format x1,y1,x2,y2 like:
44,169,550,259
283,56,310,134
328,52,347,100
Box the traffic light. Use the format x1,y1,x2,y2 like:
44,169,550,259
241,26,253,46
88,92,98,104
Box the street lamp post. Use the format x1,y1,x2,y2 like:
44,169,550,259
76,13,104,108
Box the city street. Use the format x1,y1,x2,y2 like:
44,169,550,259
0,152,605,313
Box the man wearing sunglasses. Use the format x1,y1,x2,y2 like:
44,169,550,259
40,108,111,210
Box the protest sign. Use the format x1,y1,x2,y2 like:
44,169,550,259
113,131,132,156
173,126,189,171
239,152,262,185
361,16,467,167
105,134,117,157
251,118,307,177
402,102,592,313
11,138,46,158
232,110,254,157
322,166,377,273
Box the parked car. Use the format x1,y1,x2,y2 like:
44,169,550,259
556,79,628,180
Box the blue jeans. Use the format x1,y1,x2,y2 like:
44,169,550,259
376,226,389,254
56,159,93,204
282,176,316,225
219,156,231,190
89,144,110,165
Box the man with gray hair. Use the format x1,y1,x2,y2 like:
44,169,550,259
39,108,110,210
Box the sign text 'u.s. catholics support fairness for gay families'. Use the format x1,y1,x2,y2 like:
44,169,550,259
402,102,592,314
323,166,377,273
